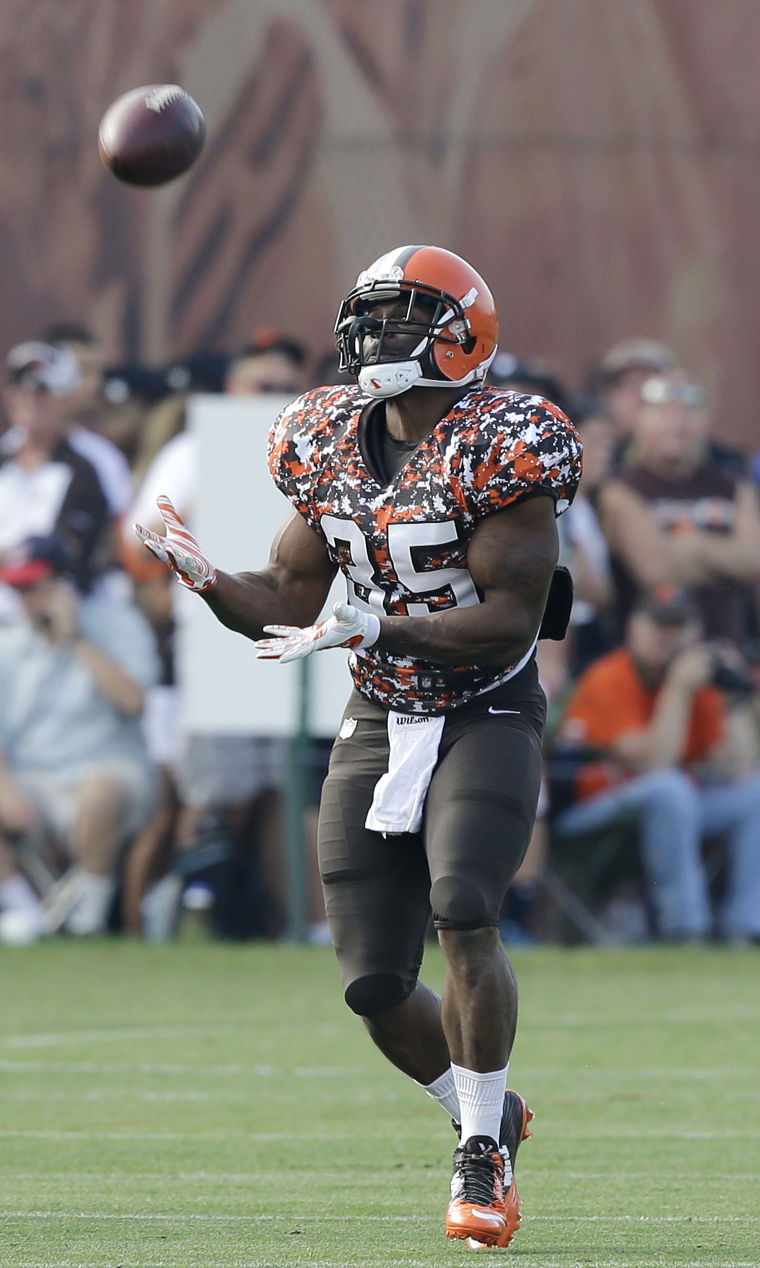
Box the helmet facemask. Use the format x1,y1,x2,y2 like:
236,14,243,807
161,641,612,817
335,280,486,399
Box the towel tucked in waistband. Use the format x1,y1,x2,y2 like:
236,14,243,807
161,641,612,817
365,711,445,835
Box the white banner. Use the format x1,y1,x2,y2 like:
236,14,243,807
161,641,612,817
177,393,350,738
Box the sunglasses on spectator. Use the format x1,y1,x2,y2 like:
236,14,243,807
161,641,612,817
6,372,54,394
640,377,705,407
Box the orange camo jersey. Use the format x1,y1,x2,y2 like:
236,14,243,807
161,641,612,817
268,383,582,713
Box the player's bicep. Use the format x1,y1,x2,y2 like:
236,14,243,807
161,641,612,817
467,495,559,624
239,510,336,627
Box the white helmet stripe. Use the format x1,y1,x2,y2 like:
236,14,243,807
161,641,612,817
355,244,423,289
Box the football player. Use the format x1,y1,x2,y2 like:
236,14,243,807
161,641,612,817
134,244,582,1247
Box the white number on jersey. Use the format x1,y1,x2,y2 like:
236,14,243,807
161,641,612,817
320,514,480,617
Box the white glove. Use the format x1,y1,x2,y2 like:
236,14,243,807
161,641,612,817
133,494,218,593
254,601,381,664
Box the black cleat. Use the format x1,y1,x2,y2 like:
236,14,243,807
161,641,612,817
498,1088,534,1184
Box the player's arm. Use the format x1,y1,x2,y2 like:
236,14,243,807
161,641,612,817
255,497,560,665
134,496,337,639
252,496,561,668
205,510,337,637
373,494,559,665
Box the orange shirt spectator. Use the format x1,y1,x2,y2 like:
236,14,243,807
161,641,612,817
562,646,724,801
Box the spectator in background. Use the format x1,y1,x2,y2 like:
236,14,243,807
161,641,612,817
225,332,307,397
95,366,168,470
126,355,230,495
553,586,760,944
120,331,309,940
0,536,159,945
594,336,748,479
130,391,190,496
0,343,109,598
568,402,615,505
593,337,677,455
39,322,109,419
127,333,308,539
39,325,134,533
598,370,760,650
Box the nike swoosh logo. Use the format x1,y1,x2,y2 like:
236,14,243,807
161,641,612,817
469,1210,505,1226
488,707,520,715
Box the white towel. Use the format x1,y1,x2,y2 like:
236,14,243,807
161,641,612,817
365,712,445,835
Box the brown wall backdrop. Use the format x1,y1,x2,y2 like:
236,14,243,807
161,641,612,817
1,0,759,446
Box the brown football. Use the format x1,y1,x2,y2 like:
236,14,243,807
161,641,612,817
98,84,206,187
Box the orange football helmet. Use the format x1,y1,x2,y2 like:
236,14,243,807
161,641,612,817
334,245,499,398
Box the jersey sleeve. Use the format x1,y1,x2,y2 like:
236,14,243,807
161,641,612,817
464,394,583,520
267,387,354,533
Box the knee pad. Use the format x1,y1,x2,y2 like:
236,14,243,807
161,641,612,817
344,973,410,1017
430,875,491,930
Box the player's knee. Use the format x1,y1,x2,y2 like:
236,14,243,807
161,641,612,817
430,875,491,930
344,973,410,1017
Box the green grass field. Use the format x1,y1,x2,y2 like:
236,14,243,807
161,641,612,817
1,938,758,1268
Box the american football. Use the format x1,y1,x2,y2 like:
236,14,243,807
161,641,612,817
97,83,206,186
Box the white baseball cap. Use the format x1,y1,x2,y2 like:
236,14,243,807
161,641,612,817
5,341,81,396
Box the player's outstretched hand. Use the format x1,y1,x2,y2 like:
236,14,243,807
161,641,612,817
133,495,218,593
254,602,381,664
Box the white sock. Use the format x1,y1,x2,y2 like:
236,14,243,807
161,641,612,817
0,874,46,916
416,1067,461,1120
65,871,116,936
451,1062,509,1147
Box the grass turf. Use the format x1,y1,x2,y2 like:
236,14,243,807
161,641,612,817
1,938,758,1267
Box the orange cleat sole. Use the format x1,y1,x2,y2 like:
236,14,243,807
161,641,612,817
446,1201,509,1247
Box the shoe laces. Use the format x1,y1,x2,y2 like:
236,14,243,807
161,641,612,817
451,1143,504,1207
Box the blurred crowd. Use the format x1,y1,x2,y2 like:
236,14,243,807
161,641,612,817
1,322,760,948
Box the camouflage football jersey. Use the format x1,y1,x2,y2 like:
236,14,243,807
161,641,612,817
268,384,582,714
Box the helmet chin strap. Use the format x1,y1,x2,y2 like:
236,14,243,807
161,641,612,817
358,356,494,400
358,360,422,398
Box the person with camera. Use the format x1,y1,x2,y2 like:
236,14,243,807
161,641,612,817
552,585,760,944
0,536,160,943
597,368,760,647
